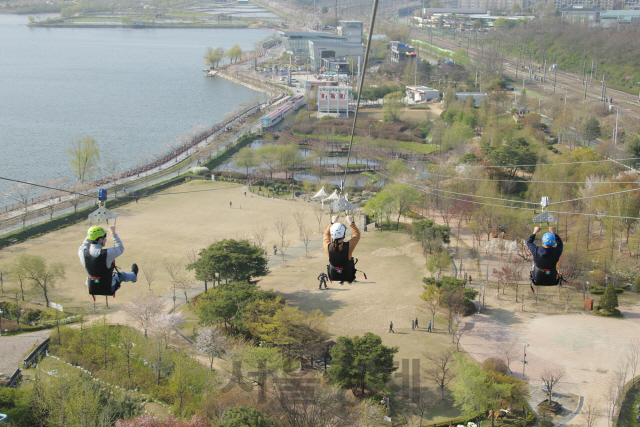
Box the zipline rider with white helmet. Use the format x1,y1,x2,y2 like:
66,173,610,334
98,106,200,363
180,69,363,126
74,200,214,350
78,225,139,298
526,225,563,287
324,214,360,285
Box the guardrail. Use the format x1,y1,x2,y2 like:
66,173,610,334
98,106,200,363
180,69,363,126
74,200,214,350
23,338,50,368
5,368,21,388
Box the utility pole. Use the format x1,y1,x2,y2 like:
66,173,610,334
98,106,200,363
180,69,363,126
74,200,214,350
529,49,532,81
614,106,619,144
553,64,557,93
475,68,478,91
501,53,504,76
584,78,588,100
582,61,586,84
543,60,547,82
590,60,594,83
594,61,598,81
516,57,519,79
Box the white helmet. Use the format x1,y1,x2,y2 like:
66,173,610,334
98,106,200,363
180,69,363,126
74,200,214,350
330,223,346,241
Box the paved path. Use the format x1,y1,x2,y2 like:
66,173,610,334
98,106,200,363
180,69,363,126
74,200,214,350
0,329,51,377
460,312,640,427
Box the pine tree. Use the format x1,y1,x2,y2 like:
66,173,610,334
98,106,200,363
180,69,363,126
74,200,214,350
599,283,619,311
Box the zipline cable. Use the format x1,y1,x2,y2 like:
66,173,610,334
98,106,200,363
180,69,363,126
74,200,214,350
343,0,380,187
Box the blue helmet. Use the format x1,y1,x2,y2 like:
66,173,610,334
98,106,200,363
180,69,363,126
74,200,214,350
542,232,556,246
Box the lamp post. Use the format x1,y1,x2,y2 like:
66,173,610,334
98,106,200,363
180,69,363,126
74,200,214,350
0,309,3,336
522,343,530,378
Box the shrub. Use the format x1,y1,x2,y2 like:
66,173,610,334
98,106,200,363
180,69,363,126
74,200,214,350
188,166,209,175
633,276,640,293
551,148,559,153
482,357,509,374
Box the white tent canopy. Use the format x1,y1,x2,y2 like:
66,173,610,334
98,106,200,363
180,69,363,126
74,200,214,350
312,186,328,199
324,189,340,201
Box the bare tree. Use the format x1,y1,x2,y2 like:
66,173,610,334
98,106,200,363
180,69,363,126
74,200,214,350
314,208,325,232
580,398,601,427
141,262,157,292
293,209,307,240
626,337,640,384
300,226,314,255
273,218,290,251
41,179,69,220
10,183,32,229
68,182,92,214
123,293,165,338
278,240,291,266
185,247,199,266
498,342,519,375
162,258,182,305
252,225,268,254
540,368,566,403
423,349,456,399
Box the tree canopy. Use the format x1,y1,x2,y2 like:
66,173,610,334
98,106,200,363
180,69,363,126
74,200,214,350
188,239,268,285
329,332,398,394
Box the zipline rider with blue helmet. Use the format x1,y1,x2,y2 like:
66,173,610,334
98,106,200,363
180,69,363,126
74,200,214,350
78,225,139,299
526,225,563,287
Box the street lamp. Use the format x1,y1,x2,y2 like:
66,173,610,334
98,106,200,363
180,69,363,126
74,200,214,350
522,343,530,378
0,309,3,336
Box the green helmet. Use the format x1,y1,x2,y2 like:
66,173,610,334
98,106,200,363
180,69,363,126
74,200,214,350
88,226,106,241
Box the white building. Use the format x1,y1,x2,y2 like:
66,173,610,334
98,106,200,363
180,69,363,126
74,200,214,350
406,86,440,102
308,41,365,70
318,86,352,118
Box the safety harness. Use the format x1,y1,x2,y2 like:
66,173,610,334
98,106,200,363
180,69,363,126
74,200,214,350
327,242,366,282
529,246,566,292
83,247,120,299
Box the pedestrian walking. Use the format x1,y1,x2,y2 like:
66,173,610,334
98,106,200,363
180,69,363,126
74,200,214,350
389,321,394,333
428,321,432,332
134,196,139,203
464,273,468,280
468,275,472,285
415,317,419,328
244,190,247,197
411,320,415,330
230,201,232,208
273,245,277,255
317,272,328,290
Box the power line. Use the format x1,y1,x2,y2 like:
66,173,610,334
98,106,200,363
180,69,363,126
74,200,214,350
432,157,640,168
0,175,243,201
378,172,640,221
549,187,640,205
413,169,637,185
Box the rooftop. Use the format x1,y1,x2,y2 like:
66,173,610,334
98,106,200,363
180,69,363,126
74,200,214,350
280,31,344,38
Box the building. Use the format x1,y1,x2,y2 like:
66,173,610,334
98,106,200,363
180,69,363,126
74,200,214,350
599,10,640,27
455,92,488,105
308,41,365,70
406,86,441,102
322,58,351,74
560,5,601,21
390,41,417,63
280,31,348,59
318,86,351,118
337,20,364,44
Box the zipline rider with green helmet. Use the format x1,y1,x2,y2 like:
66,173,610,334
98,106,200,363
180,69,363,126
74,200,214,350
78,225,138,298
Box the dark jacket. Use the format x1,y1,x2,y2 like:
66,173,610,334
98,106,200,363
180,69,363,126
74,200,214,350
526,234,563,267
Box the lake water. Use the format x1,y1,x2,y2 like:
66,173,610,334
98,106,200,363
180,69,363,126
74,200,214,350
0,14,274,204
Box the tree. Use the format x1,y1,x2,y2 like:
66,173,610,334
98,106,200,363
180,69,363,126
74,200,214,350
451,354,513,417
329,332,399,394
204,46,221,69
383,91,405,122
227,44,243,63
423,349,456,399
235,147,259,176
67,136,100,182
197,281,280,330
583,117,601,143
218,407,275,427
626,134,640,168
115,415,208,427
599,283,619,312
390,182,421,230
196,326,226,370
124,293,165,338
420,284,442,330
257,145,279,180
141,261,158,292
14,254,65,308
149,312,186,349
540,368,565,404
238,346,283,403
440,284,464,334
10,183,32,229
188,239,268,285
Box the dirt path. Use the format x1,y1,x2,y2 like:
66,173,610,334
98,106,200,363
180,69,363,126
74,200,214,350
0,329,51,376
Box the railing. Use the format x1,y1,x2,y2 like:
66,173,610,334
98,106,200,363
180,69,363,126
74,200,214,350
5,368,21,388
23,338,50,368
